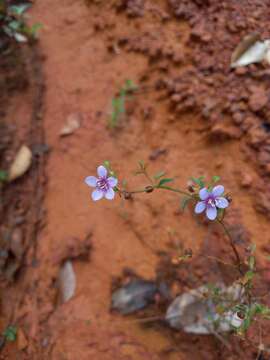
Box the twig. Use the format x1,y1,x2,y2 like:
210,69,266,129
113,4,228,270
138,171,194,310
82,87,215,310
217,220,244,275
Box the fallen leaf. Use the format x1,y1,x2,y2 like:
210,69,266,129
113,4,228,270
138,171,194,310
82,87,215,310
231,33,260,65
231,33,270,68
8,145,32,182
58,260,76,303
60,113,82,136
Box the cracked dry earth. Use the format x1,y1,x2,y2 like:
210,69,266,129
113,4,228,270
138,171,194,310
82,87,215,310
2,0,270,359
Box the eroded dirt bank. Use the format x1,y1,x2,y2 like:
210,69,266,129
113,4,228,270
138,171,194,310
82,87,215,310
2,0,270,359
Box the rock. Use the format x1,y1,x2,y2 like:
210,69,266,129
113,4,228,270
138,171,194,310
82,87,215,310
232,111,245,125
60,113,82,137
166,283,245,334
240,173,253,188
149,148,167,161
111,279,158,315
254,182,270,217
247,126,267,149
210,123,242,140
234,67,248,76
191,22,212,43
17,328,28,351
248,86,268,112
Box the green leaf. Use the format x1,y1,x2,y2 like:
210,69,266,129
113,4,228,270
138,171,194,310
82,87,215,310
191,176,205,189
27,22,42,38
212,176,220,183
248,256,256,271
242,315,251,331
9,4,31,16
249,243,256,254
103,160,111,169
242,270,255,284
124,79,137,91
3,326,17,342
8,20,21,31
153,171,166,180
181,196,190,210
138,160,146,171
0,170,7,182
158,178,174,186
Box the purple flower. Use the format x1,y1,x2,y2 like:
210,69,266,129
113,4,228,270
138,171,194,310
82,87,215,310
85,165,118,201
194,185,229,220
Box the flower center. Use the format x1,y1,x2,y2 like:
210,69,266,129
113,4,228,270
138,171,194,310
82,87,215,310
207,197,216,207
97,177,109,192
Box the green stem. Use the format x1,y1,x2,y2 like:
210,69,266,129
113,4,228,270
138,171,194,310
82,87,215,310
129,189,149,194
218,219,244,275
157,185,192,197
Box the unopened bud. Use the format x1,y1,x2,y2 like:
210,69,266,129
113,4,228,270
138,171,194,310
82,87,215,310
145,185,154,193
123,191,132,200
187,180,195,193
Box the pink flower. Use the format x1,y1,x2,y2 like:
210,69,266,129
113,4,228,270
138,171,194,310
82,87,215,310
194,185,229,220
85,165,118,201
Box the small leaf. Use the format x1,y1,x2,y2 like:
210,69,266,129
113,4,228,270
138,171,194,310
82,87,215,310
242,270,255,285
8,20,21,31
191,176,205,189
9,4,31,15
138,160,146,171
0,170,8,182
3,326,17,342
212,176,220,183
158,178,174,186
248,256,256,271
153,171,166,180
181,196,190,210
103,160,111,169
28,23,42,38
249,243,256,254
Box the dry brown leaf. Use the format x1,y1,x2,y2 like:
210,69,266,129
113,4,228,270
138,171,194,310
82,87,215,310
58,260,76,303
60,113,82,136
231,32,260,65
8,145,32,182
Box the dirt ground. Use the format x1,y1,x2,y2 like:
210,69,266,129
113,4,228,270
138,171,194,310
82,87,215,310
1,0,270,359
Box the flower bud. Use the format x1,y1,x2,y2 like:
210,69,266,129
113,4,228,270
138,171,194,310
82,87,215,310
187,180,195,193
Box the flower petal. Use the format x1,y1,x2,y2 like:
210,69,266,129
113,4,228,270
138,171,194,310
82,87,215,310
215,197,229,209
84,176,97,187
195,201,206,214
97,165,107,178
199,187,209,200
105,188,115,200
107,177,118,188
91,189,104,201
212,185,224,197
206,206,217,220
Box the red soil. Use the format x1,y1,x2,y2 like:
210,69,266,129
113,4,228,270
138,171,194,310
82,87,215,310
1,0,270,359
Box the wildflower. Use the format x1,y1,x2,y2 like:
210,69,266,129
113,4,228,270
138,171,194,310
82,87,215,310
85,165,118,201
229,311,244,328
194,185,229,220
